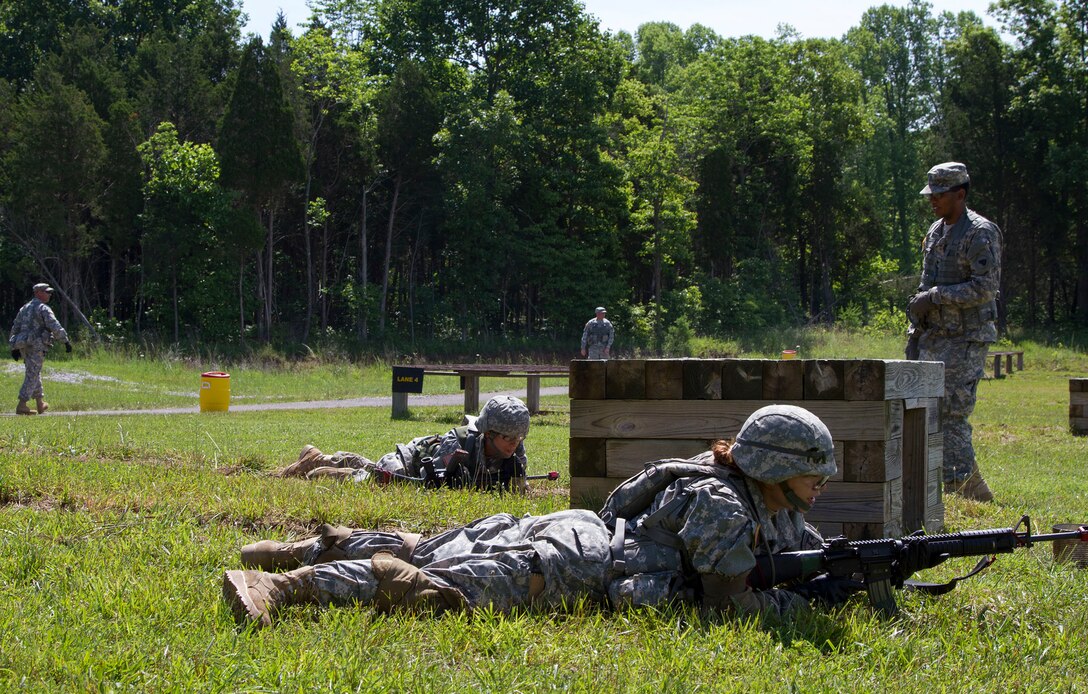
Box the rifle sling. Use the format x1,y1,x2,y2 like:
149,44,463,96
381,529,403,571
903,555,996,596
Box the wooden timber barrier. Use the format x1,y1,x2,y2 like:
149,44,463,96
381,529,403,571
1071,378,1088,435
569,358,946,540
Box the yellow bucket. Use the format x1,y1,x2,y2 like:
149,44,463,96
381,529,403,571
781,350,798,360
200,371,230,412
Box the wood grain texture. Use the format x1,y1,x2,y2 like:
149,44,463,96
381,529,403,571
842,439,902,482
570,399,891,441
1070,378,1088,393
569,360,606,400
605,439,713,478
762,360,804,399
683,359,724,399
606,359,647,400
569,437,607,478
804,360,845,400
722,360,764,400
805,481,894,524
645,359,684,400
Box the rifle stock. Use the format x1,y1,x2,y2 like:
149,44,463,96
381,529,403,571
750,516,1088,617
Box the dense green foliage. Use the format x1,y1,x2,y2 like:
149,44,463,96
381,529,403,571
2,341,1088,690
3,0,1088,355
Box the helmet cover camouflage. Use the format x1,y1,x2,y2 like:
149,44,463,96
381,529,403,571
919,162,970,195
475,395,530,440
731,404,837,484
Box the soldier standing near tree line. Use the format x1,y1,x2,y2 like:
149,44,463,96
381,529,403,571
905,162,1001,503
9,283,71,416
580,306,614,359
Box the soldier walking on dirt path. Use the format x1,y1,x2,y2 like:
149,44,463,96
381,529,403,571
9,283,71,416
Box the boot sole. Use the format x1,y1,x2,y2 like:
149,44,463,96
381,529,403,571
222,571,270,627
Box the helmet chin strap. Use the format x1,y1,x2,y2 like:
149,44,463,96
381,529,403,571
779,481,811,513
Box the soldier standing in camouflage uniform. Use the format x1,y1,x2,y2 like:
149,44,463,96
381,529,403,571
906,162,1001,502
8,283,71,415
580,306,614,359
276,395,532,494
222,405,861,628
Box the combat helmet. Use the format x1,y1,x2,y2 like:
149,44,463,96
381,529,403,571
475,395,530,441
731,404,837,512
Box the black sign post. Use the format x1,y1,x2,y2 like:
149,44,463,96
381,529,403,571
392,367,424,418
392,366,425,393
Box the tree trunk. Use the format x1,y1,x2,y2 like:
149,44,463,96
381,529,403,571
359,190,369,341
302,174,314,342
265,207,274,341
379,173,402,333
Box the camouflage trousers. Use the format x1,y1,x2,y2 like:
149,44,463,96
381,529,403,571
919,336,989,483
299,510,613,612
586,345,608,359
18,349,46,401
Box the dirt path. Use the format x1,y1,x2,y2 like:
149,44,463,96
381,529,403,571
2,386,570,417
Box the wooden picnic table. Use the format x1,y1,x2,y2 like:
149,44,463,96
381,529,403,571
392,364,569,417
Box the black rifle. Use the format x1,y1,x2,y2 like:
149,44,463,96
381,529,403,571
369,457,560,490
749,516,1088,617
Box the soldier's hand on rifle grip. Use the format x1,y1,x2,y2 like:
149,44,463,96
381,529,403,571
792,574,866,608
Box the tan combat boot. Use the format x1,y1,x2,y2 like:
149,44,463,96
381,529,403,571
16,400,35,415
241,538,320,571
35,398,49,414
222,566,317,628
944,471,994,503
240,523,354,571
276,445,330,477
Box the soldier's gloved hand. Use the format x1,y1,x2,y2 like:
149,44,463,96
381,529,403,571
11,349,20,361
791,574,865,608
65,341,72,353
908,288,938,321
905,333,920,361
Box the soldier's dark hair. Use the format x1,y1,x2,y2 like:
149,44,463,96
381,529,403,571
711,439,738,468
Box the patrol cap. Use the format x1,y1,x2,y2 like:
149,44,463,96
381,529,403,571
475,395,530,440
920,162,970,195
595,306,607,313
32,283,54,293
732,404,837,484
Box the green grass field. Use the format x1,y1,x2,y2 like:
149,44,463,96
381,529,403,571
3,336,1088,691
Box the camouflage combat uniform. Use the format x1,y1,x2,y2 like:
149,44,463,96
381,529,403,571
581,317,614,359
9,297,68,401
225,404,842,627
911,208,1001,484
287,451,819,618
316,423,528,489
294,396,530,491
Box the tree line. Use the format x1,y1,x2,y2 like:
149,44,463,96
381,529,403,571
1,0,1086,354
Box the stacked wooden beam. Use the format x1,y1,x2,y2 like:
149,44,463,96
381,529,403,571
569,358,945,540
1071,379,1088,435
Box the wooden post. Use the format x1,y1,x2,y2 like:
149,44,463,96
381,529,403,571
994,354,1003,379
463,374,480,414
527,375,541,414
392,392,408,418
1016,352,1024,370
